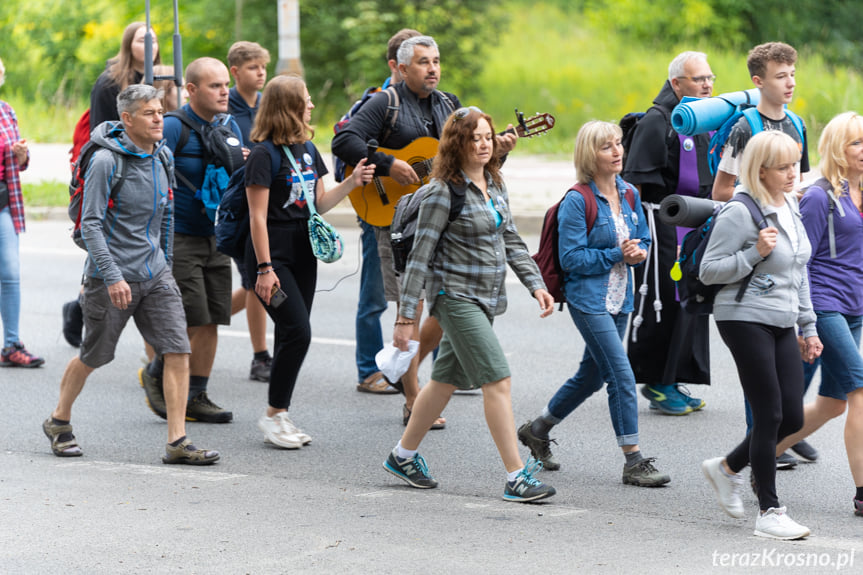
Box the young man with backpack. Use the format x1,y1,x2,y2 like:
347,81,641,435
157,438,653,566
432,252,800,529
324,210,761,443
711,42,810,202
710,42,816,468
139,57,245,424
622,51,716,415
44,84,220,465
227,41,273,383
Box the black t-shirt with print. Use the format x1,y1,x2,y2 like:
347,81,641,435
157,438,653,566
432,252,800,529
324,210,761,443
245,141,329,225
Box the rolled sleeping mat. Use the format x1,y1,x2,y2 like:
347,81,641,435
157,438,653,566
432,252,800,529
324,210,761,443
670,89,761,136
658,194,723,228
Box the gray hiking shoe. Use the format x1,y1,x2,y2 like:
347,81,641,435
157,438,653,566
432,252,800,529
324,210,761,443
138,367,167,420
186,391,233,423
517,420,561,471
622,457,671,487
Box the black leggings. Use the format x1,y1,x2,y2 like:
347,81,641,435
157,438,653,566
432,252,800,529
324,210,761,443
246,220,317,410
717,321,805,511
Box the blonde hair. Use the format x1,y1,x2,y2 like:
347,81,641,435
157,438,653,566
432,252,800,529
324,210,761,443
574,120,623,184
817,111,863,193
739,131,801,206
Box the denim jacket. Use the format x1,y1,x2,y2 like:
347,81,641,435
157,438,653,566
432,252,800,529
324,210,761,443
558,176,650,314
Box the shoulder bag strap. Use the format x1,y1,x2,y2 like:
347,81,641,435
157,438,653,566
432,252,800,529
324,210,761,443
282,144,316,216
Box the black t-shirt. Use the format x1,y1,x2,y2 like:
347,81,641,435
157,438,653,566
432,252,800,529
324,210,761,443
245,141,328,225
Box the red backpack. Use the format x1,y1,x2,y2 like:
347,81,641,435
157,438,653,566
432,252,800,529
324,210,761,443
533,183,636,304
69,110,91,172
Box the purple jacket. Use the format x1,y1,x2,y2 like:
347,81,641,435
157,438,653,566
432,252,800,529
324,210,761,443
800,181,863,315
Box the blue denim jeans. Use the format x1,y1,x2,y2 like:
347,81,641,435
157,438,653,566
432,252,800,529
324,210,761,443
355,219,388,381
812,311,863,400
0,207,21,347
546,308,639,446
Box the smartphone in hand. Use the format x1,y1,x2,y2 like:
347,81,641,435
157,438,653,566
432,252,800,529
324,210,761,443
270,285,288,308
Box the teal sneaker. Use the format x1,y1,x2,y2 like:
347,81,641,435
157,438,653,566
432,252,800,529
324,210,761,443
383,450,438,489
676,385,706,411
503,459,556,503
641,384,693,415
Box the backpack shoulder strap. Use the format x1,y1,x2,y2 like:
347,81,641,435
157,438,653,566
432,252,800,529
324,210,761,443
570,183,598,233
260,140,283,180
435,90,456,114
165,109,199,157
381,87,400,143
109,152,127,197
811,176,844,258
623,182,637,211
742,107,765,136
446,180,467,222
728,193,768,302
785,109,805,143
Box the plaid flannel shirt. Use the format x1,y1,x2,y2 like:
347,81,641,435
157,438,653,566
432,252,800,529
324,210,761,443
399,175,545,320
0,101,28,233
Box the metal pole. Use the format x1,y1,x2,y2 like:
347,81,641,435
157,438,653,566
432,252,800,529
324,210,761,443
172,0,183,109
144,0,154,84
276,0,304,77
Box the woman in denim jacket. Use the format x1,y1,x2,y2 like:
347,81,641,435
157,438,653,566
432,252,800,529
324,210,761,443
519,121,671,487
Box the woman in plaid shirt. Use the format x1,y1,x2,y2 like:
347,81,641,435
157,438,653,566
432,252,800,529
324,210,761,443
0,57,43,368
382,106,557,503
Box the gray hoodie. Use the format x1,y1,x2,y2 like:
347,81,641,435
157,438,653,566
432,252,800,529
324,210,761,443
81,121,174,285
699,188,816,338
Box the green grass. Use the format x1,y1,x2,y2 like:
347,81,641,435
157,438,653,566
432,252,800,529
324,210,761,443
23,180,68,208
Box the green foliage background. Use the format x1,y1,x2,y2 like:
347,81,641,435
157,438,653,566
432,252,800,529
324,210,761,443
2,0,863,155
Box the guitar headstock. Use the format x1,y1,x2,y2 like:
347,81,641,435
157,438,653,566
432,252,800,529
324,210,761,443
513,112,556,139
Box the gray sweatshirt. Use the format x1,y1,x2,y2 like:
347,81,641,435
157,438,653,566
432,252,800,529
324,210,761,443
699,189,816,338
81,121,174,285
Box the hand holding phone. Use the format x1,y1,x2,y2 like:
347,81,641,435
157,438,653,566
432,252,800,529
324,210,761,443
270,285,288,308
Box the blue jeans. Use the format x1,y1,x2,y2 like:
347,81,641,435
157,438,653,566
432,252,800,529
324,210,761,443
546,308,639,446
355,219,387,381
0,207,21,347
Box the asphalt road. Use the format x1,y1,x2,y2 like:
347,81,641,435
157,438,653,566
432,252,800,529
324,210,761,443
2,220,861,574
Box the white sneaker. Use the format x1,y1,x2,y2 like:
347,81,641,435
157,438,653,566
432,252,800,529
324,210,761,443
702,457,745,518
280,413,312,445
754,507,810,540
258,412,303,449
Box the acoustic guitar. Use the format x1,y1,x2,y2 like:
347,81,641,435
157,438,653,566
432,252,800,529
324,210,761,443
347,112,555,226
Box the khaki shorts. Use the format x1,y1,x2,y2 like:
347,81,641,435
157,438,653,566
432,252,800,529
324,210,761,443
172,233,232,326
430,295,511,390
79,268,190,369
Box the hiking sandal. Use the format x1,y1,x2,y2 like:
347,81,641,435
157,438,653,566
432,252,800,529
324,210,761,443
42,418,83,457
162,438,220,465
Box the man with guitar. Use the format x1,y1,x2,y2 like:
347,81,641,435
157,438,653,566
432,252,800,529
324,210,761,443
332,35,517,429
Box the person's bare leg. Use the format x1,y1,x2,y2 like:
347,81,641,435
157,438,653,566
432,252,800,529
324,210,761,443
246,289,268,354
400,379,455,450
230,287,246,315
163,353,190,443
776,395,846,455
187,324,218,378
417,315,443,365
844,389,863,487
481,377,522,472
399,300,423,408
52,357,95,421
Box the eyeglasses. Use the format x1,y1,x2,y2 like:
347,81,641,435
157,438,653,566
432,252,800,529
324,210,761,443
453,106,483,122
678,75,716,85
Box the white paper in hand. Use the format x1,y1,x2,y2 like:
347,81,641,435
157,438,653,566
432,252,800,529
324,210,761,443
375,340,419,383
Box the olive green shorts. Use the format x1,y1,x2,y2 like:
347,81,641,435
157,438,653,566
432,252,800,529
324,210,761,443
430,295,511,390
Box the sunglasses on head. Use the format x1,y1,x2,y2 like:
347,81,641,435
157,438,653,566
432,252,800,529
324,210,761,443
452,106,483,122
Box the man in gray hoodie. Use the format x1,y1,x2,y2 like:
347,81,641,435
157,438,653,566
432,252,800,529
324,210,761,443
43,84,219,465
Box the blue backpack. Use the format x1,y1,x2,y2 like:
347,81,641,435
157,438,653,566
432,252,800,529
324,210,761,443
674,193,768,315
214,140,304,259
708,105,804,175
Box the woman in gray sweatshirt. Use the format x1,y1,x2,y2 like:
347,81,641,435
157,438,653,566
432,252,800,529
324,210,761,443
698,131,822,541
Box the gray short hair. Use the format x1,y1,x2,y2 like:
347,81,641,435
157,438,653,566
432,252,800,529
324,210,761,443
396,35,438,66
116,84,164,117
668,51,708,82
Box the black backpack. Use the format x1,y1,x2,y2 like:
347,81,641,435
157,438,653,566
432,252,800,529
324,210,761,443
675,193,767,315
390,180,466,275
166,109,245,191
214,140,304,259
620,105,674,170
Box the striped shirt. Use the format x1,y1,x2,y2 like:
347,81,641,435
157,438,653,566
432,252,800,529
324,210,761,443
0,101,28,233
399,175,545,320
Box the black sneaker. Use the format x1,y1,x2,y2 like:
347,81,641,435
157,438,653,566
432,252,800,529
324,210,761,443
790,439,818,462
138,367,167,420
249,356,272,382
62,299,84,348
383,450,438,489
185,391,233,423
776,452,799,470
503,459,556,502
517,420,561,471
